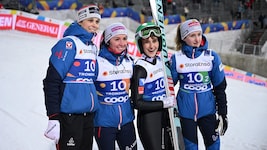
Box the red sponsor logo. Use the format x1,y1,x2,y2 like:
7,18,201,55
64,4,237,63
179,64,184,69
111,26,125,32
0,14,13,30
55,50,63,59
15,16,59,38
138,86,144,94
127,42,141,57
188,20,200,27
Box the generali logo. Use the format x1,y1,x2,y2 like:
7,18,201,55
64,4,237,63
0,14,13,29
15,15,59,38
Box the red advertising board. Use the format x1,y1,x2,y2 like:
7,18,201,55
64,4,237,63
15,15,60,38
0,14,13,30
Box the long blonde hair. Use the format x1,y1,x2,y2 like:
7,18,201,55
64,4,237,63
174,24,183,51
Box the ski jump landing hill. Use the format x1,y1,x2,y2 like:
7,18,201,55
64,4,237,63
0,8,266,88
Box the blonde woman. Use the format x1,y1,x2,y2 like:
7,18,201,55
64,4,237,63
170,19,228,150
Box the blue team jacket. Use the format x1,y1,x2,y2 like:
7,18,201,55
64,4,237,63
43,22,99,116
94,46,135,128
170,35,226,120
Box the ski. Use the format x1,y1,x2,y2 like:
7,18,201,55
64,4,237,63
148,0,184,149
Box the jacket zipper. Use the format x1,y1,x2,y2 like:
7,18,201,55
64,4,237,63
194,93,198,122
192,49,198,121
118,105,122,130
90,92,94,112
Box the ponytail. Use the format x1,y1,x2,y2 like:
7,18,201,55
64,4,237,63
174,24,183,51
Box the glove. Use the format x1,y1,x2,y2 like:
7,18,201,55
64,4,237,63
162,96,176,108
216,115,228,136
44,120,60,144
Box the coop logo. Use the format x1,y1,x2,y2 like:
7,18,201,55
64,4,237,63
76,78,94,83
152,94,166,101
104,95,129,103
184,84,208,91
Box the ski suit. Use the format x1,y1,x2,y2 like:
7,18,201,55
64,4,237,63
170,35,227,150
94,46,137,150
131,54,173,150
43,21,99,149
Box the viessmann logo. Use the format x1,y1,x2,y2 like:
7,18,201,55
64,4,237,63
15,16,59,37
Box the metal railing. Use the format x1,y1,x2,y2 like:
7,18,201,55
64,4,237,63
240,43,263,55
208,37,267,57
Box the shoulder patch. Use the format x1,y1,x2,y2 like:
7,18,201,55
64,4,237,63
204,49,211,56
66,41,73,49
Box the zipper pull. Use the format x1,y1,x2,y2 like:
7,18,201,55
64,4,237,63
192,48,195,59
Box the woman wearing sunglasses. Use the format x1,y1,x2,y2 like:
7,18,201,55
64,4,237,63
170,19,228,150
131,22,176,150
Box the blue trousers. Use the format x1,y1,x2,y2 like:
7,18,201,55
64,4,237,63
180,114,220,150
94,122,137,150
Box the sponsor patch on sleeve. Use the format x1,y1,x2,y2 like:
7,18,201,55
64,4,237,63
66,41,73,49
138,78,145,94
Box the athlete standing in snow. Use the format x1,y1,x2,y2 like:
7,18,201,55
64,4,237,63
43,5,101,150
170,19,228,150
94,22,137,150
131,22,176,150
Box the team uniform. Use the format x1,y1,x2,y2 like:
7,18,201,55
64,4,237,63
131,22,175,150
131,55,173,150
170,35,227,150
43,20,99,150
93,22,137,150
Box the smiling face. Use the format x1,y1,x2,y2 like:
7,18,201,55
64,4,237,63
108,34,128,54
183,31,202,47
141,36,159,58
79,17,100,33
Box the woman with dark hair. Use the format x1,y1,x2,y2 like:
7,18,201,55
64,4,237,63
131,22,176,150
93,22,137,150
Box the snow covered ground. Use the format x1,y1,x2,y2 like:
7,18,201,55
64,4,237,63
0,30,267,150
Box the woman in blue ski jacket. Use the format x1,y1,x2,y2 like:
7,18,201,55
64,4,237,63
43,5,100,150
94,22,137,150
170,19,228,150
